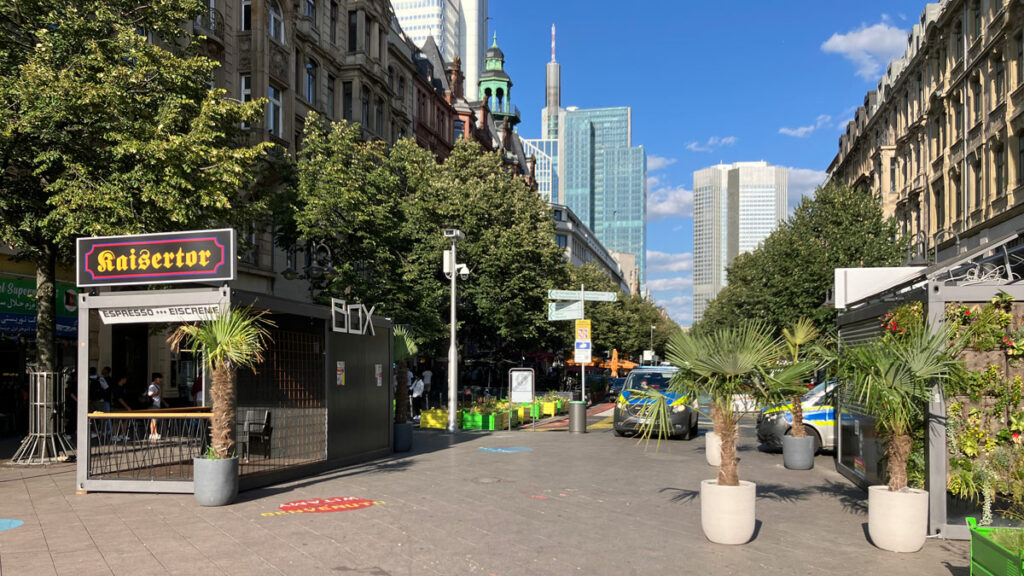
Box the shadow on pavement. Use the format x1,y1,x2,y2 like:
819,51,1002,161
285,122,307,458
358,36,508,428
821,479,867,515
659,486,699,504
755,483,812,504
941,561,969,576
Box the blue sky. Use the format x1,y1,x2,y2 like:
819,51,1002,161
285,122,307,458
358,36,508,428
487,0,928,325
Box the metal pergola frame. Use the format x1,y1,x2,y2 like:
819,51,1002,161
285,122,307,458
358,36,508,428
836,230,1024,540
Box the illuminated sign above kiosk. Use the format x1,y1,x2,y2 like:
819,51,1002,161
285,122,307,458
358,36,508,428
77,229,235,287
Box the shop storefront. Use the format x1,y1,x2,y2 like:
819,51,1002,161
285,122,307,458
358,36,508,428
72,230,393,494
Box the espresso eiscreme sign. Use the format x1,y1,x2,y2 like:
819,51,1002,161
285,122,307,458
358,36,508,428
77,229,235,287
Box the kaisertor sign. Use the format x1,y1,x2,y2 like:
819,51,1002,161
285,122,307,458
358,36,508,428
77,229,235,287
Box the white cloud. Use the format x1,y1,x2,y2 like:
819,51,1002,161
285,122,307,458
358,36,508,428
647,185,693,221
646,251,693,275
686,136,737,153
822,21,907,80
779,125,815,138
785,167,829,212
779,114,833,138
647,155,677,171
646,175,661,189
652,295,693,326
647,277,693,291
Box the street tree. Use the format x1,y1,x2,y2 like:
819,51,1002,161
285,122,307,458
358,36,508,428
697,182,904,336
0,0,270,371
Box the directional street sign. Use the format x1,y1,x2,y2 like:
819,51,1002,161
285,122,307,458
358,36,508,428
547,300,583,321
548,290,618,302
574,341,592,364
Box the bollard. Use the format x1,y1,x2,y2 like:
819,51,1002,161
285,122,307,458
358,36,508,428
568,401,587,434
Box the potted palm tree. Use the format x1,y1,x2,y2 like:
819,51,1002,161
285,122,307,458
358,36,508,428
645,321,813,545
169,306,273,507
779,318,820,470
393,326,418,452
838,326,962,552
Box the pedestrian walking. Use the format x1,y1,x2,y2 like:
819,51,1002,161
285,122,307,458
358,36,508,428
411,374,424,419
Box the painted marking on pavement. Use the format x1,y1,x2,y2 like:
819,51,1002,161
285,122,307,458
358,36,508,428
590,416,614,430
260,497,383,517
0,519,23,532
479,447,532,453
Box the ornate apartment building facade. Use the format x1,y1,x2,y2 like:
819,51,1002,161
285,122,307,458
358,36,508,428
829,0,1024,260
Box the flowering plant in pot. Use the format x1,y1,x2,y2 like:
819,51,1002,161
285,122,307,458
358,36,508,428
168,306,273,506
838,325,963,552
637,320,813,544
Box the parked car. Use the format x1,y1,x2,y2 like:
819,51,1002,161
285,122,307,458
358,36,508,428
604,377,625,402
613,366,699,440
756,380,838,453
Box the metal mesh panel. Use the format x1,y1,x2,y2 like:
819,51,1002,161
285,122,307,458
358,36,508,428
236,324,326,477
12,372,75,464
87,413,209,481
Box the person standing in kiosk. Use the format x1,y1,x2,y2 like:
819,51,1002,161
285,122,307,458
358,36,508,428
147,373,163,440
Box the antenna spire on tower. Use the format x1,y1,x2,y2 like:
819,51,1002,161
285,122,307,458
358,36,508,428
551,24,556,62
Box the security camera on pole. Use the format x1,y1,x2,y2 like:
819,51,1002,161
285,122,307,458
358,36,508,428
548,286,617,433
443,229,468,433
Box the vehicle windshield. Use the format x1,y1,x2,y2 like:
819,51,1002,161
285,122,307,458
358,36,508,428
802,380,832,401
624,370,676,392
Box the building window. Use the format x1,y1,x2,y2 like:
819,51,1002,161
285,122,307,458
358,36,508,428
241,0,251,31
268,84,282,137
268,0,284,43
304,0,315,24
995,58,1005,104
889,161,897,194
995,145,1007,196
330,2,338,44
555,234,568,250
1018,34,1024,86
935,185,945,230
954,176,963,219
972,79,982,123
375,97,383,133
955,21,963,60
972,2,981,38
398,76,405,99
327,75,335,118
305,59,317,105
343,81,353,121
454,119,465,141
348,11,357,51
974,160,983,210
360,87,369,126
364,18,372,54
388,66,394,91
1019,134,1024,186
240,74,251,128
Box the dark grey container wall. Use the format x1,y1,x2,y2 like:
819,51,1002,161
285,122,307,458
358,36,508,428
327,317,393,463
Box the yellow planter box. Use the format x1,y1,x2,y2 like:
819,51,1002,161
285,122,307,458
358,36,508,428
541,401,558,418
419,409,449,429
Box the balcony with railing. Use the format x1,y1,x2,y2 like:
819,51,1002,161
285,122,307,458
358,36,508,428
193,9,225,46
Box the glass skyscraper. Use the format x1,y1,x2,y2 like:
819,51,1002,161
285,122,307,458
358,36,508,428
560,106,646,291
692,161,788,323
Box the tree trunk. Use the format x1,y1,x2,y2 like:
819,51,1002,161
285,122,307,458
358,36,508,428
886,431,912,491
210,363,236,459
790,394,806,437
712,400,740,486
395,359,409,424
35,244,57,373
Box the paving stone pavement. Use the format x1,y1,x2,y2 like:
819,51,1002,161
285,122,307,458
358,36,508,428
0,423,970,576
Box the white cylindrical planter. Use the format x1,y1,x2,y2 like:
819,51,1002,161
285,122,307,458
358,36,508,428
867,485,928,553
700,479,756,545
705,431,722,466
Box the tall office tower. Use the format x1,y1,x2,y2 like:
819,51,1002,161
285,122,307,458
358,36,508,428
522,138,557,203
560,106,647,291
541,24,563,142
692,161,788,323
393,0,487,96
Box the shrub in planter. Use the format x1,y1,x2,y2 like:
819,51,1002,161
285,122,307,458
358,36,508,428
839,326,963,552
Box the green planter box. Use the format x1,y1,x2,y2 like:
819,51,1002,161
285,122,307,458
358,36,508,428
517,403,540,420
461,412,486,430
968,517,1024,576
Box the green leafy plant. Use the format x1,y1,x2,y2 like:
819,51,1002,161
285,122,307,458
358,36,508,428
168,307,274,460
393,326,418,425
839,325,963,491
777,317,820,439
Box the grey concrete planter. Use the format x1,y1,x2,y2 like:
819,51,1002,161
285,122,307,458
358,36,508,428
394,422,413,452
782,434,816,470
193,456,238,507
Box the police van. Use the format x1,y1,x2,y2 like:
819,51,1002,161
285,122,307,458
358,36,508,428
756,380,837,453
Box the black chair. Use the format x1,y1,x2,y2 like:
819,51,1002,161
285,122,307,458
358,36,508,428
240,410,272,461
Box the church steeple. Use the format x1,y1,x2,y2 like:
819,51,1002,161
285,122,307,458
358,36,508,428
479,32,519,124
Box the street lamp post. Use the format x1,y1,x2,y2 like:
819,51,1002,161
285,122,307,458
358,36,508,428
443,229,467,433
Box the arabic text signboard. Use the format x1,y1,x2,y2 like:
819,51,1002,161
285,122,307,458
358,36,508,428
77,229,235,287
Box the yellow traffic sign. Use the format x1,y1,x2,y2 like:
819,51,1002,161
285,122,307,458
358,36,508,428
575,319,591,341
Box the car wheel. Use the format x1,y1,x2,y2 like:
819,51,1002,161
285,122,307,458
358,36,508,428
806,426,822,454
614,428,627,437
689,417,700,440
